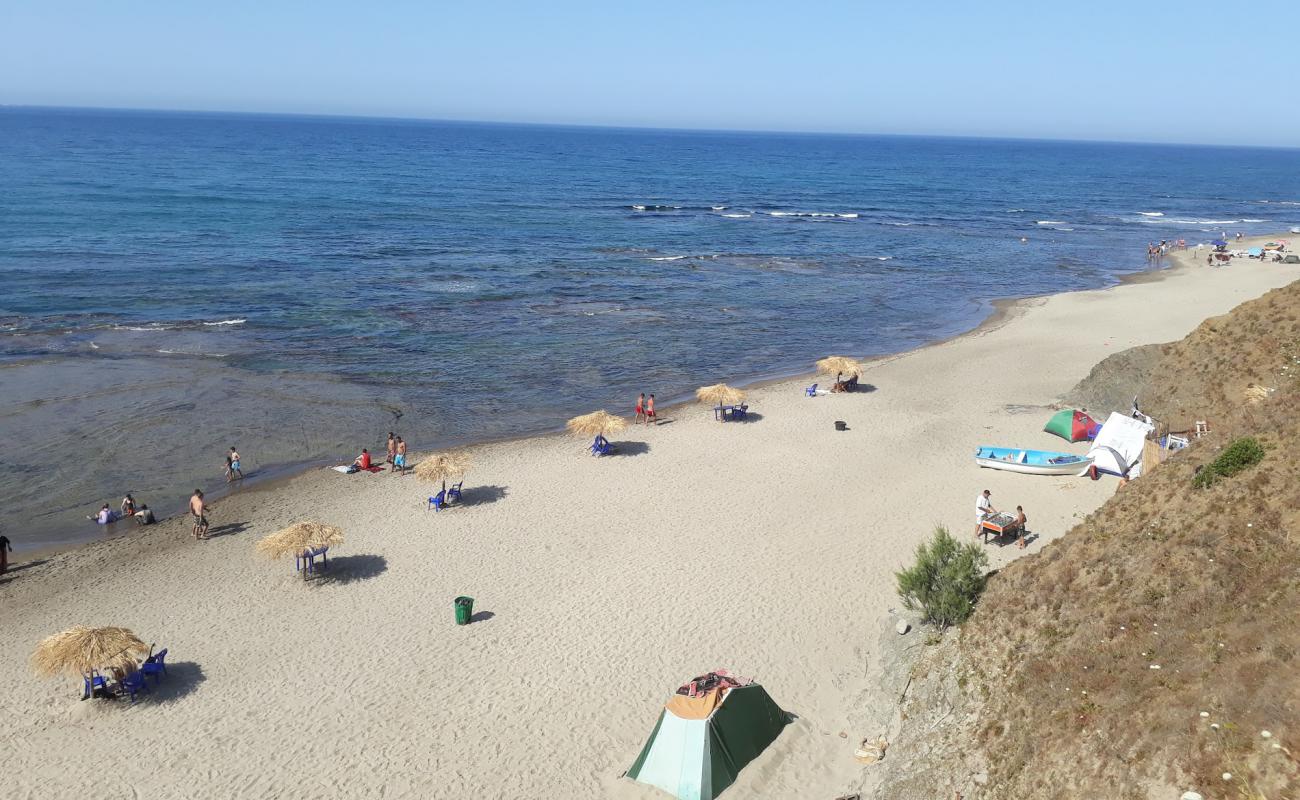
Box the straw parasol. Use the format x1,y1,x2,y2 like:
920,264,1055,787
256,521,344,561
565,410,628,439
816,356,863,378
696,383,746,413
31,625,149,682
413,450,472,494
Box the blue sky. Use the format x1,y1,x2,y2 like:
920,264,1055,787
2,1,1297,146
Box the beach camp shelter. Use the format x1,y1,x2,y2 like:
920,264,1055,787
1085,412,1154,477
626,681,791,800
1043,409,1099,443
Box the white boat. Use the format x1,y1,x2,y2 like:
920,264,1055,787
975,446,1093,476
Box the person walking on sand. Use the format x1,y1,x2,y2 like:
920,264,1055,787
224,452,233,482
975,489,997,538
635,393,646,425
229,447,243,481
393,437,407,475
190,489,210,540
645,394,656,424
386,432,396,465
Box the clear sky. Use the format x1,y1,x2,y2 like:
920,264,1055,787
3,0,1297,147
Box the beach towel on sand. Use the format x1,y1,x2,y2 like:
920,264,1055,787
331,465,385,474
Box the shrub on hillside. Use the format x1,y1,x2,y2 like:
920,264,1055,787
1192,436,1265,489
896,526,989,628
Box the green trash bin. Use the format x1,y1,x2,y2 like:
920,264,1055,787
455,596,474,626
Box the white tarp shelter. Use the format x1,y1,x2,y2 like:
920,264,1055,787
1085,412,1154,477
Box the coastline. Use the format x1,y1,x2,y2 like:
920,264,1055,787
10,241,1200,559
2,234,1295,798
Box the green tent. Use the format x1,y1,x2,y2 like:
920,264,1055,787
625,683,791,800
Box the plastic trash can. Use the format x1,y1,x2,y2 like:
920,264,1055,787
455,596,474,626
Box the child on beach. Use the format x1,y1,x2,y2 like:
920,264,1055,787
635,393,646,424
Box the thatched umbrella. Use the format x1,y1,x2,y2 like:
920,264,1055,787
32,625,149,695
256,521,344,561
414,450,472,495
566,410,627,439
816,356,863,379
696,383,746,419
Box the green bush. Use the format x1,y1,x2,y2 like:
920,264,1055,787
896,526,990,628
1192,436,1265,489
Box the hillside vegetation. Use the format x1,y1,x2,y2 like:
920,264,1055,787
878,280,1300,799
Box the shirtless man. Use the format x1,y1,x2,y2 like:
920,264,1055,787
645,394,656,424
385,433,397,465
229,447,243,481
190,489,210,540
394,437,407,475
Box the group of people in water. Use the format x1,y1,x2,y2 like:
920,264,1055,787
89,494,156,527
1145,239,1186,260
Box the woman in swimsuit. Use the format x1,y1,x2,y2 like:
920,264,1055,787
635,393,645,424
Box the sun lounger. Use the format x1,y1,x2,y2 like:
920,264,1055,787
805,383,818,396
448,481,463,503
142,648,168,685
428,490,447,511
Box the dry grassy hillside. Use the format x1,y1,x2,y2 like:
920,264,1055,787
878,280,1300,799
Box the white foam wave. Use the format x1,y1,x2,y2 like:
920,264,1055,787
721,213,751,218
711,205,727,210
202,318,247,326
768,211,853,218
837,213,859,219
114,324,174,332
1258,200,1300,206
873,256,893,261
1005,208,1026,212
1036,220,1066,225
89,341,99,350
157,349,228,357
1138,211,1164,217
884,221,914,226
647,256,689,261
1240,218,1266,223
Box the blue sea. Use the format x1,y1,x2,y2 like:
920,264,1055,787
1,107,1298,549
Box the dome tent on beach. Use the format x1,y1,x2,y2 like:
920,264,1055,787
1043,408,1100,442
625,675,791,800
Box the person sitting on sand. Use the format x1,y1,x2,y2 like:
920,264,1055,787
134,504,155,526
975,489,997,538
121,494,136,517
190,489,209,540
354,449,372,470
393,437,407,475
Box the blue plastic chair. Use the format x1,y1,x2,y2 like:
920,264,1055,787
733,404,749,420
806,383,818,397
119,671,149,703
142,648,168,685
83,672,109,699
590,436,613,456
448,481,463,503
428,490,447,511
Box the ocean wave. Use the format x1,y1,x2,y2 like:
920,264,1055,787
721,213,751,218
711,205,727,211
883,221,914,226
1138,211,1164,217
202,318,247,326
113,324,175,332
768,211,857,219
873,256,893,261
157,349,228,357
648,256,689,261
630,204,680,211
1257,200,1300,206
1239,218,1266,223
1036,220,1066,225
1005,208,1026,212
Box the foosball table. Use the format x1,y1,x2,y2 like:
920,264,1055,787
980,512,1020,544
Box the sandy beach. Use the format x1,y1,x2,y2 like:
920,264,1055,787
2,238,1295,799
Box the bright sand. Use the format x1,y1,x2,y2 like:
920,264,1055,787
1,239,1294,798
